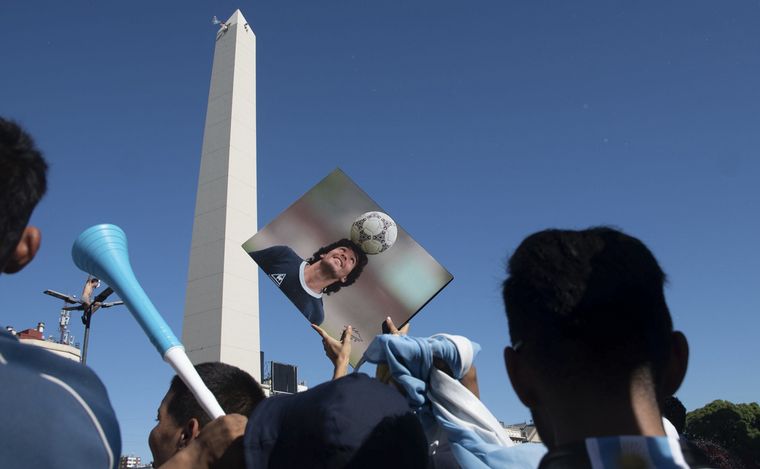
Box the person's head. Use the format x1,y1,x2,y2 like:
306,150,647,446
306,239,368,294
662,395,686,434
0,117,47,275
502,228,688,438
149,362,265,467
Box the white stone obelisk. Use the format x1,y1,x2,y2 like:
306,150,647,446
182,10,260,381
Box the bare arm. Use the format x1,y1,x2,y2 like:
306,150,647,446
459,364,480,398
380,318,480,397
311,324,352,380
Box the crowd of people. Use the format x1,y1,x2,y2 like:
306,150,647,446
0,116,719,468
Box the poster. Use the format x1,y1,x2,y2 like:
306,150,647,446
243,169,453,366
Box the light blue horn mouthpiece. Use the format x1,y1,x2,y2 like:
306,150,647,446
71,224,181,355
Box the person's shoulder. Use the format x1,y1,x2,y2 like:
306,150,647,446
244,372,416,469
251,245,299,259
539,436,707,469
2,333,100,383
0,337,117,425
0,328,18,343
317,372,405,402
0,337,121,468
272,245,298,257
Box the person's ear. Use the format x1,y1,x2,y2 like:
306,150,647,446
340,276,348,283
3,226,41,274
177,418,202,450
661,331,689,396
504,346,538,408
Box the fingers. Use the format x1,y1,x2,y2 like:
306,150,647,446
342,326,353,349
313,324,335,359
330,325,353,381
314,323,352,351
311,323,329,340
385,317,410,335
385,317,399,334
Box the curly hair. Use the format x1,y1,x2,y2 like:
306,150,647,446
306,239,368,295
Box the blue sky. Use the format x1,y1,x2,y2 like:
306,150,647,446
2,0,759,461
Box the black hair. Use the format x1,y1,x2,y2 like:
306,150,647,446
166,362,265,428
502,227,673,385
306,239,368,295
663,395,687,434
0,118,48,269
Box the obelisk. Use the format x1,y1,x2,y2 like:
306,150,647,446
182,10,260,380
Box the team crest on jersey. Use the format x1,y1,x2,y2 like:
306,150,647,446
270,273,286,286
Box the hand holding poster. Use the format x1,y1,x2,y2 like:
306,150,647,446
243,169,453,366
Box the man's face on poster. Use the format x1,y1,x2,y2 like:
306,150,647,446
320,245,358,282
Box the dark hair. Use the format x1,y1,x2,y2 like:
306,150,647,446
663,395,687,434
166,362,265,428
502,227,673,384
306,239,368,295
0,118,48,269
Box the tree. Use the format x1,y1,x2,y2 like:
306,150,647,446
685,400,760,469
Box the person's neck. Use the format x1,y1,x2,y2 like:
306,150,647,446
303,262,333,294
540,379,665,448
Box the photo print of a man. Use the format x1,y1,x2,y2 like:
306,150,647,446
249,239,368,325
243,169,452,366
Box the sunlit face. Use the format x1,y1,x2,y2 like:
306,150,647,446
148,391,183,467
320,246,358,282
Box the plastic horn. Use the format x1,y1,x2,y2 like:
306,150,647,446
71,224,225,420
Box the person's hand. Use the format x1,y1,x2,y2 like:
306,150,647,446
197,414,248,467
312,324,352,379
375,318,410,385
384,317,410,336
158,414,247,469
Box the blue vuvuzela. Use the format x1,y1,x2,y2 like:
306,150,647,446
71,224,182,355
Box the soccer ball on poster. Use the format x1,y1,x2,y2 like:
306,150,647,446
350,211,398,255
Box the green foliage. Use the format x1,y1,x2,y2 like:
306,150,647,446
685,400,760,468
